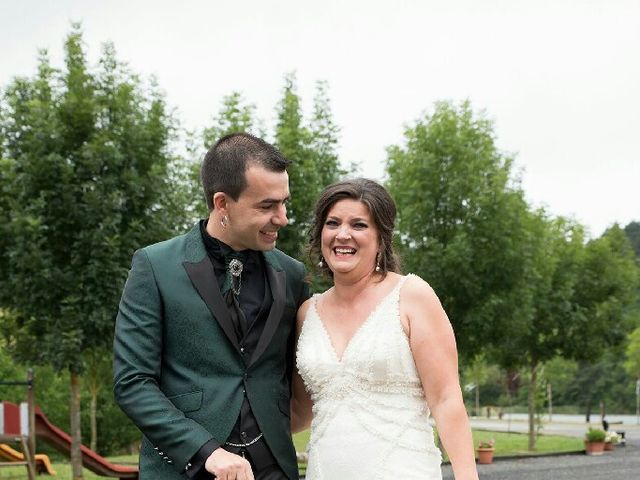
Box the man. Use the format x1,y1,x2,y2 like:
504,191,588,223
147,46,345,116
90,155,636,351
114,133,309,480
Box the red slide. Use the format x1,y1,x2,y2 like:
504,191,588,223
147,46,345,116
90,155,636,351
34,406,138,479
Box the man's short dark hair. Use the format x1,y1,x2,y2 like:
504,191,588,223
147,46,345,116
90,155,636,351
201,132,290,210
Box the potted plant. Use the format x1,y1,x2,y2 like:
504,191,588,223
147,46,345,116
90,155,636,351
604,431,619,451
476,439,495,464
584,428,606,455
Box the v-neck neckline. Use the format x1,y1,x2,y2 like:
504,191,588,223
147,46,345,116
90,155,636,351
312,276,405,363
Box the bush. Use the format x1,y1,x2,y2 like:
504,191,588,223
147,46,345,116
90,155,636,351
585,428,606,442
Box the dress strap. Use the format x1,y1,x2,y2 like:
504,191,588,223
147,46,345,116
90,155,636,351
395,273,414,293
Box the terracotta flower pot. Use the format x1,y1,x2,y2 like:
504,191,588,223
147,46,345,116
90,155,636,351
604,441,613,451
476,447,495,464
584,440,605,455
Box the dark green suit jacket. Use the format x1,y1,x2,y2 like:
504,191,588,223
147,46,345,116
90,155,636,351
113,224,309,479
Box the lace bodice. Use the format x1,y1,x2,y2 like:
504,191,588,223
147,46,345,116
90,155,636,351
296,274,442,479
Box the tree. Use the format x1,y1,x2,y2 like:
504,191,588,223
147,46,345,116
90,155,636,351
202,91,262,148
308,80,343,188
84,348,112,452
625,327,640,421
625,327,640,382
624,221,640,257
386,100,530,360
0,26,180,477
461,354,492,417
494,217,639,449
273,73,320,259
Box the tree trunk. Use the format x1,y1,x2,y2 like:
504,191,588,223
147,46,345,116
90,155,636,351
90,387,97,452
475,384,480,417
528,362,537,451
70,371,84,480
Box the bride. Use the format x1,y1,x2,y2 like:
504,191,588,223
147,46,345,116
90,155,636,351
292,178,478,480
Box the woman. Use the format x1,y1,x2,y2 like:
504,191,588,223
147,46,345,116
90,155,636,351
291,178,478,480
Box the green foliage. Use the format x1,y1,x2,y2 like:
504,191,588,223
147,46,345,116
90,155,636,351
571,225,639,355
624,327,640,380
308,80,344,188
0,25,181,373
202,91,262,147
274,74,343,272
624,221,640,257
542,357,579,406
273,73,319,258
495,213,586,367
585,428,606,442
386,100,529,360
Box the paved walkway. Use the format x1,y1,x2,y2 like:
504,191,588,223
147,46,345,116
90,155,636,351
442,444,640,479
440,417,640,479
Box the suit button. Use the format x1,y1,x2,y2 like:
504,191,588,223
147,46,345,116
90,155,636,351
240,347,245,354
244,373,248,380
241,431,247,439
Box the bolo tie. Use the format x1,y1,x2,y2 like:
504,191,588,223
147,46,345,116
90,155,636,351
222,252,248,340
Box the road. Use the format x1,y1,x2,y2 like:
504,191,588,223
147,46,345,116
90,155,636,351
468,416,640,444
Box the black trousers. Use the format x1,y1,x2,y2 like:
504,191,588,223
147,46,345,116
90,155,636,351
242,448,289,480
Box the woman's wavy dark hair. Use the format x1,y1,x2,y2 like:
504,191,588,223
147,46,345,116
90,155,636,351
308,178,401,278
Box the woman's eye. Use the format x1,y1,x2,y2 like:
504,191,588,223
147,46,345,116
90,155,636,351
325,220,338,227
354,222,368,229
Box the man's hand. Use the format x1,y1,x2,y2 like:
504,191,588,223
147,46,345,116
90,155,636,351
205,448,254,480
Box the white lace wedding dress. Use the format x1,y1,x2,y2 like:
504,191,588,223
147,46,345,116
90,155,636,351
296,275,442,479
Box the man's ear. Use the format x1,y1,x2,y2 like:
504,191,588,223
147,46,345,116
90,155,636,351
212,192,228,213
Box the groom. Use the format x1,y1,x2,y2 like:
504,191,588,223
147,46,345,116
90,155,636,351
114,133,310,480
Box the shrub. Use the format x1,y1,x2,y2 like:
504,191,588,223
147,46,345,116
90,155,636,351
585,428,606,442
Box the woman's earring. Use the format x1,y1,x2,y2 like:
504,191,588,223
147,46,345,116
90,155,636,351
220,215,229,228
318,257,324,268
375,253,381,272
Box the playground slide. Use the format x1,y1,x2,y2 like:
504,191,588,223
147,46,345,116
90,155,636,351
34,407,138,479
0,443,56,475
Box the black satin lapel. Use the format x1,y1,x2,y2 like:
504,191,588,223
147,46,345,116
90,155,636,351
249,265,286,366
183,258,240,352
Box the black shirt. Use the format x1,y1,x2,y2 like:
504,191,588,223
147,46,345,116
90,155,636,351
187,220,278,478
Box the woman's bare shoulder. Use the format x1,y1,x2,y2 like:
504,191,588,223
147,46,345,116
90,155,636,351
401,274,448,330
402,273,439,304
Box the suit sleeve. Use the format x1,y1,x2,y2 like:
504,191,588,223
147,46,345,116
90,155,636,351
296,262,312,308
113,249,214,471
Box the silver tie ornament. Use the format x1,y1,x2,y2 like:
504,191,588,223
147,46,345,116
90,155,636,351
228,258,243,296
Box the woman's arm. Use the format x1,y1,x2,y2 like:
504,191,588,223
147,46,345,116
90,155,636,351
401,276,479,480
290,299,314,433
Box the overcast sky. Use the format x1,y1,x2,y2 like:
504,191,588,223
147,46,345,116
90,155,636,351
1,0,638,238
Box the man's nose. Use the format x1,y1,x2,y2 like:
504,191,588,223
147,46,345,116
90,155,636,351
272,204,288,227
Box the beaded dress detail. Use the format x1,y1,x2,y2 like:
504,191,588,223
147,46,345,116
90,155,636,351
296,275,442,479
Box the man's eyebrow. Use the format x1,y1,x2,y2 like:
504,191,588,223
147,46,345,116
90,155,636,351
257,196,290,205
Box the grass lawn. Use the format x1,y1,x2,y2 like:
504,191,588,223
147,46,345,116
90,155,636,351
0,455,138,479
470,429,583,457
294,429,582,458
0,430,583,478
